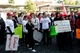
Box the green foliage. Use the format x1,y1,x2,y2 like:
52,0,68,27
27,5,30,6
24,0,36,14
8,0,14,4
64,0,78,5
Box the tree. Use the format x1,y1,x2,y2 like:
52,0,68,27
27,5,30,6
8,0,14,4
24,0,36,14
64,0,78,5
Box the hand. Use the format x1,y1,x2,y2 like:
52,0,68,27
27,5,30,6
32,28,35,30
48,29,50,31
42,30,43,32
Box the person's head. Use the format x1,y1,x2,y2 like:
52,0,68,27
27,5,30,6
18,12,24,17
51,13,55,17
7,12,13,19
13,12,16,16
43,12,47,17
65,16,69,20
30,12,34,18
55,12,60,18
38,13,43,17
58,13,63,18
68,15,72,20
23,15,27,20
47,14,51,18
27,15,32,23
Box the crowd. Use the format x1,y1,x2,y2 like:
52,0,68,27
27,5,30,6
0,11,80,53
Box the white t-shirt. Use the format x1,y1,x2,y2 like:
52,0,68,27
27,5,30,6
40,17,51,30
17,17,23,24
31,17,40,30
22,20,28,33
6,19,14,33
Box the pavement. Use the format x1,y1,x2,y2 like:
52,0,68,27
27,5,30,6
0,38,80,53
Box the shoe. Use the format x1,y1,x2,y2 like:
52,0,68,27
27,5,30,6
27,44,29,47
28,47,32,50
35,43,39,45
31,49,36,53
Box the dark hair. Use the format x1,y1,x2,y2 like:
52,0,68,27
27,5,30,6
38,13,41,17
23,15,27,20
55,12,60,18
18,12,23,17
43,12,46,15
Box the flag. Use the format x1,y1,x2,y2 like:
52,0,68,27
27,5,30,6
62,2,67,15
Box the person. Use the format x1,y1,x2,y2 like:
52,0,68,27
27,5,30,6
50,12,55,26
6,12,14,35
22,15,28,45
31,13,40,45
0,13,5,44
54,13,66,51
12,14,18,28
6,12,14,53
37,13,43,20
13,12,18,23
67,15,75,49
40,12,51,45
17,12,24,24
76,12,80,44
26,15,36,53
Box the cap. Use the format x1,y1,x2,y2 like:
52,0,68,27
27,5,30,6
51,13,54,16
7,12,11,16
27,15,31,19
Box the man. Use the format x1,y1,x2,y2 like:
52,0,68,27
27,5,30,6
0,13,5,44
40,12,51,45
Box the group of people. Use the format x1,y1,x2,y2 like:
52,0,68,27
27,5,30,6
0,11,80,53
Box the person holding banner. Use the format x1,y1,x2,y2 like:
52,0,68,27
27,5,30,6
54,13,67,51
40,12,51,45
6,12,14,53
31,13,40,45
26,15,36,53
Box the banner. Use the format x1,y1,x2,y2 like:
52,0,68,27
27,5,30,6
54,20,71,33
33,30,43,42
14,24,22,38
50,26,58,38
5,35,19,51
76,29,80,39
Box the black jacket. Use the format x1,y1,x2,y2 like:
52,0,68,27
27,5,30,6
0,18,5,32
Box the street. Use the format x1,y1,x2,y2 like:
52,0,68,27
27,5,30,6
0,38,80,53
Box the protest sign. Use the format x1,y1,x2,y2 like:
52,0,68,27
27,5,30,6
5,35,19,51
50,26,58,38
76,29,80,39
54,20,71,33
14,24,22,38
33,30,43,42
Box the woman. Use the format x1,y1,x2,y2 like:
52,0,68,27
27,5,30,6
26,15,36,53
31,13,40,45
22,15,28,44
6,12,14,53
17,12,24,24
37,13,43,20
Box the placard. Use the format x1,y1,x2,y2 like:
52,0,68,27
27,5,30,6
5,35,19,51
33,30,43,42
54,20,71,33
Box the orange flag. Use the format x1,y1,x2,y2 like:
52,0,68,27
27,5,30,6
62,2,67,15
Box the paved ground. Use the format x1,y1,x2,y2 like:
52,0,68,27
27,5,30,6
0,38,80,53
